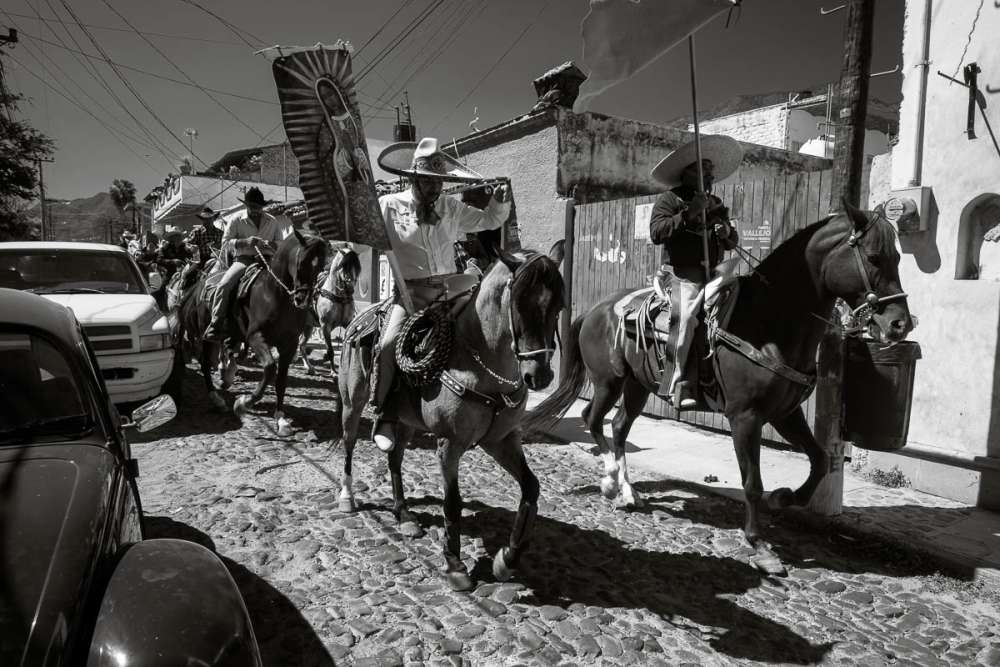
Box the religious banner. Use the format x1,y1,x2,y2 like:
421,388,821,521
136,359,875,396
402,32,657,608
579,0,739,102
271,43,390,250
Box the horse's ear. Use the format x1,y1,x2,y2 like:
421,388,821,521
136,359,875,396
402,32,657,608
496,246,522,273
548,239,565,267
293,228,306,245
841,196,869,231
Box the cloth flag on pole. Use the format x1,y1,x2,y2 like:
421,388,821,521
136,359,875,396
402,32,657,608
580,0,739,100
272,43,390,250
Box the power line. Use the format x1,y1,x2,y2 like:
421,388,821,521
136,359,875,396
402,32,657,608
35,0,182,163
100,0,266,141
3,9,247,45
431,0,552,133
355,0,418,56
361,0,456,84
56,0,209,167
356,0,448,82
18,30,278,105
177,0,264,48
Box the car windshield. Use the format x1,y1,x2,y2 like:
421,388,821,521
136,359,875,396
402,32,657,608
0,332,92,442
0,250,145,295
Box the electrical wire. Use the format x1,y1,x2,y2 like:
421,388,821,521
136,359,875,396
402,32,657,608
356,0,448,82
177,0,264,48
3,9,247,45
57,0,209,166
431,0,552,133
355,0,418,56
100,0,266,140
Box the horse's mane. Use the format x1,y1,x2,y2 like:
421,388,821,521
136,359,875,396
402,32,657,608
332,246,361,277
753,215,834,278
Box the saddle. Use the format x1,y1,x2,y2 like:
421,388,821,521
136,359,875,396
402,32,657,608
343,297,395,348
236,263,265,302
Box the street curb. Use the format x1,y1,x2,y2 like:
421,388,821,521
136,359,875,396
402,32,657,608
527,426,1000,589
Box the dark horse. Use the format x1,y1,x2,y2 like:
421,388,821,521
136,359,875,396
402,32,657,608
526,201,913,575
333,242,565,591
178,231,329,434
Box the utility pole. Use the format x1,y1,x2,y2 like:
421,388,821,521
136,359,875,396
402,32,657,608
829,0,875,209
37,158,47,241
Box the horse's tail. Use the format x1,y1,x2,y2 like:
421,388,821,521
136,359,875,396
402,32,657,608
523,315,589,434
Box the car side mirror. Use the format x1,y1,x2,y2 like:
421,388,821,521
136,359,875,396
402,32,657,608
125,394,176,432
148,272,163,291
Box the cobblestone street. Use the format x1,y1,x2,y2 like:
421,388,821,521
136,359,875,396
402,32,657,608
133,361,1000,666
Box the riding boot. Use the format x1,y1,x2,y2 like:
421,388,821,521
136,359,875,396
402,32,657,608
205,279,235,342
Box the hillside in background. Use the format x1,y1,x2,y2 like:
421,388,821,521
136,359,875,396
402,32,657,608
25,192,123,243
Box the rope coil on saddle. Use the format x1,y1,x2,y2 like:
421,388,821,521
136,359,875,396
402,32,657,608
395,301,455,386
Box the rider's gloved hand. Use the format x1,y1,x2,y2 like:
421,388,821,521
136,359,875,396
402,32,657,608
683,192,710,223
492,184,510,204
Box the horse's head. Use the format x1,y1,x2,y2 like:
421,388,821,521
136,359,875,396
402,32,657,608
821,200,913,343
496,240,566,391
281,229,330,309
330,244,361,299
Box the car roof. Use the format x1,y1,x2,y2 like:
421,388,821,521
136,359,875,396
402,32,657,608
0,288,83,344
0,242,127,253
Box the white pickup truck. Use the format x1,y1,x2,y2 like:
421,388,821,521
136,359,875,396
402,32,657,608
0,242,176,404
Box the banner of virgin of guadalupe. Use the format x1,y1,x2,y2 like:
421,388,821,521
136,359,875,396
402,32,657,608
272,43,390,250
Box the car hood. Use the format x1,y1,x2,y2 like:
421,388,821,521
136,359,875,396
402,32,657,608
41,293,157,325
0,445,118,663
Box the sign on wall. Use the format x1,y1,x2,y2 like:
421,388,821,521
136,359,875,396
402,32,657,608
634,203,654,240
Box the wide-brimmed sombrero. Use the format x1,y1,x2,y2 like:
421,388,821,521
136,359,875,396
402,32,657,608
377,137,482,183
650,134,743,187
238,186,276,207
163,225,185,240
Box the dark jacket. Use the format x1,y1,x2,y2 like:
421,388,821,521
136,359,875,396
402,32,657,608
649,185,738,278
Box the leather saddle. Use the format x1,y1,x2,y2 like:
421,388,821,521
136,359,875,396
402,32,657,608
344,297,395,348
236,263,265,302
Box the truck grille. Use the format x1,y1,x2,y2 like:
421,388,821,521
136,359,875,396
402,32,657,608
84,325,134,354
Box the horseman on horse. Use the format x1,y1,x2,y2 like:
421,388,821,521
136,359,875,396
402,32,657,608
367,136,512,453
204,186,293,345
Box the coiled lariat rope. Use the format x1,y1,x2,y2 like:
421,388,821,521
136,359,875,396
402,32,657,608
395,300,455,386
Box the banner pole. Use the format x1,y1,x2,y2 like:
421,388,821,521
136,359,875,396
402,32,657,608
688,34,712,284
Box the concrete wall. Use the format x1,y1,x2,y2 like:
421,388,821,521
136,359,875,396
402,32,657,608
864,0,1000,508
692,104,789,150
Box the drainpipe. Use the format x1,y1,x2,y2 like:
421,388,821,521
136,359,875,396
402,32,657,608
907,0,932,187
886,443,1000,474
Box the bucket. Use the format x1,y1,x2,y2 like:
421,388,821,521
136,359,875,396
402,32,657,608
842,339,922,452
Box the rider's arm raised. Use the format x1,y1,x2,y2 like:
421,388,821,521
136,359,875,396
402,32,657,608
445,195,512,234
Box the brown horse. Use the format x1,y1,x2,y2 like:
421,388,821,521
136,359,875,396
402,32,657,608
333,241,565,591
526,201,913,575
177,233,329,432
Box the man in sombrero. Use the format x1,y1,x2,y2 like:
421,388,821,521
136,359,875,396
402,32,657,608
649,134,743,409
371,137,511,452
204,186,293,342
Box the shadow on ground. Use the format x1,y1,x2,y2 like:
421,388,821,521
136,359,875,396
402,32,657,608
145,515,333,667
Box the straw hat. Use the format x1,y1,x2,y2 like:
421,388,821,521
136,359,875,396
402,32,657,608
650,135,743,188
377,137,481,183
196,206,219,221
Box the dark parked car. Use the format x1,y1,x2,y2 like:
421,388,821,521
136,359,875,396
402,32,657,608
0,288,261,665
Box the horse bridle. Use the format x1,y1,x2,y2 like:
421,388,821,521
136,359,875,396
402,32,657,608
843,213,908,326
255,244,317,309
506,253,560,365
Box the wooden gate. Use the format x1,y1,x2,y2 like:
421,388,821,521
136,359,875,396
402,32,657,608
569,171,833,444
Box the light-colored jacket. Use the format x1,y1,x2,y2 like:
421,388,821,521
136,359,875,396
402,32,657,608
380,190,509,279
222,211,294,257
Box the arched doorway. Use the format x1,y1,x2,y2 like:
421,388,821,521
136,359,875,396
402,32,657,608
955,193,1000,280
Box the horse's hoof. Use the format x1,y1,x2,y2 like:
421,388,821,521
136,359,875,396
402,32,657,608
338,496,356,513
492,548,515,582
614,494,643,511
208,391,227,412
767,487,795,511
751,544,787,577
447,570,475,592
600,476,619,499
277,421,293,437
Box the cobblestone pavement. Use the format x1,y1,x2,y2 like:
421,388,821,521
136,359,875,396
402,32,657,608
133,360,1000,666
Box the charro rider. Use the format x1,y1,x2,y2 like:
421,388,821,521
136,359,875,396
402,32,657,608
370,137,511,453
186,206,224,271
204,186,292,342
648,134,743,410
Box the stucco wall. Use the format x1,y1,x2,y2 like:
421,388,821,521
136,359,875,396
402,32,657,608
692,104,789,150
453,124,563,254
872,0,1000,507
555,110,832,204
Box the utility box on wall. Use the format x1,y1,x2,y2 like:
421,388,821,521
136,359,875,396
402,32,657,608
884,186,936,234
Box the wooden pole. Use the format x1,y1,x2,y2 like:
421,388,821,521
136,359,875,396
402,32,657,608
687,35,712,283
829,0,875,208
560,188,577,381
810,0,874,516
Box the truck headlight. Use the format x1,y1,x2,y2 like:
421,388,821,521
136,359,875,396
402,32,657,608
139,333,169,351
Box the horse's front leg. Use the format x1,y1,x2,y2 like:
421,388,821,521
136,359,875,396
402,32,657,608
438,437,473,591
480,429,540,584
235,331,274,420
321,323,338,378
337,343,367,513
387,424,423,536
299,326,315,374
730,409,786,576
200,342,226,412
768,406,827,509
273,342,295,436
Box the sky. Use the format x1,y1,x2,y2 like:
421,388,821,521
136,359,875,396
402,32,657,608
2,0,906,200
